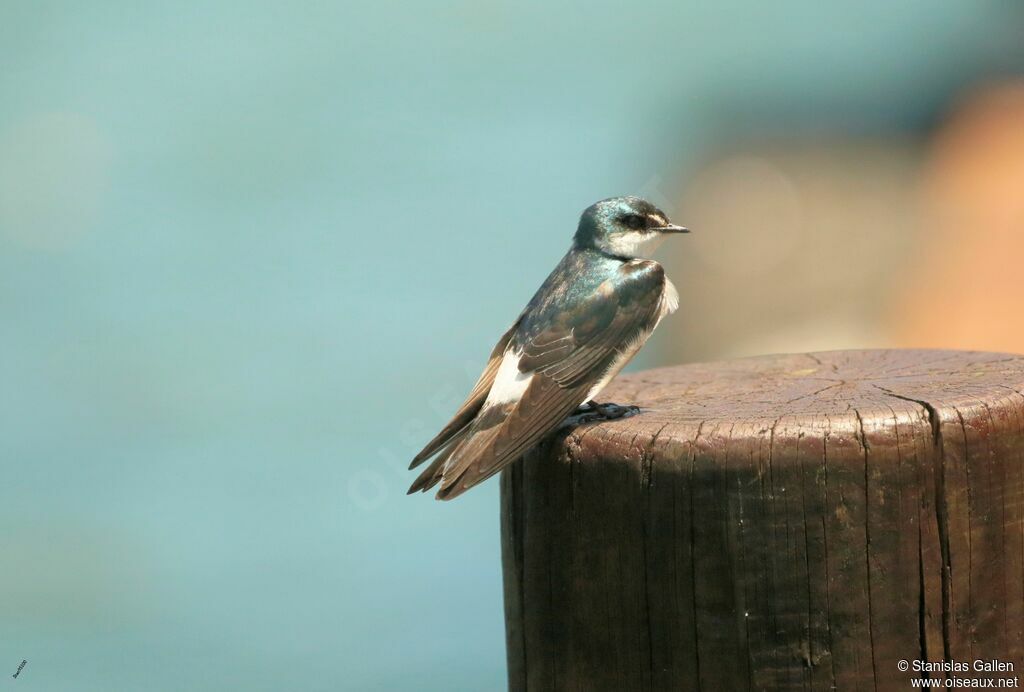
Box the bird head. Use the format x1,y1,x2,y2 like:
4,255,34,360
574,196,689,259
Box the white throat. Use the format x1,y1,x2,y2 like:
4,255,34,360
602,231,667,259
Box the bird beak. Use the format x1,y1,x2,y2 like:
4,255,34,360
653,224,690,234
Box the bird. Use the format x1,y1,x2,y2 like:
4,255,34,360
408,196,689,500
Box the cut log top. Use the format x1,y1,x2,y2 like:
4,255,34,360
603,348,1024,426
569,346,1024,458
501,348,1024,692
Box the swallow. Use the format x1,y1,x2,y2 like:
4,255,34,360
408,196,689,500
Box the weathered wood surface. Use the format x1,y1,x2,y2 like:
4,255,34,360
501,349,1024,691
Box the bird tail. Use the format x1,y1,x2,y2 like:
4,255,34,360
406,432,465,494
407,455,446,494
408,322,520,470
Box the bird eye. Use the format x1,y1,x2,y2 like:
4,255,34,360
623,214,645,230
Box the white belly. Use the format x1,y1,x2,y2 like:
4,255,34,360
486,349,532,405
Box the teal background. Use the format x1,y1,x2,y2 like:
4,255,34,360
1,2,1021,690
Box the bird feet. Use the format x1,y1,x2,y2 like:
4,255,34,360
573,400,640,421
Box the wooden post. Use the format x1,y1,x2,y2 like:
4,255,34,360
501,349,1024,691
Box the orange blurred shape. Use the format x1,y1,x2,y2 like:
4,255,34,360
890,81,1024,353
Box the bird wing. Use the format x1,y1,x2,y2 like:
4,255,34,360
429,260,667,500
408,318,522,470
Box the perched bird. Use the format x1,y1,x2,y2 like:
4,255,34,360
408,196,689,500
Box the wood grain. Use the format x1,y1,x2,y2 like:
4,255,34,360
500,349,1024,691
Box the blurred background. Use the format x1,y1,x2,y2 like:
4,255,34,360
1,2,1023,690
